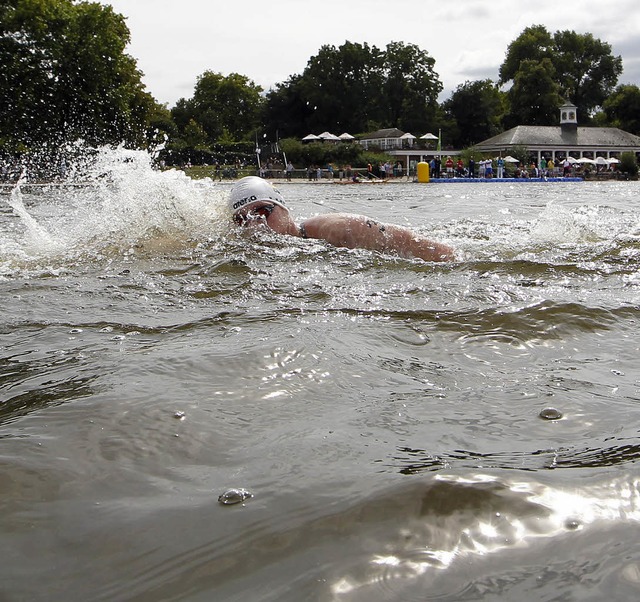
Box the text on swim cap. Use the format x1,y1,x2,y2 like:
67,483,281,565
232,194,284,211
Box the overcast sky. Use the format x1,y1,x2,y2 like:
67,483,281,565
100,0,640,108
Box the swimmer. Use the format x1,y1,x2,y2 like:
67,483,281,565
228,176,454,262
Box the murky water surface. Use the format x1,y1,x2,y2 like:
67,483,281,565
2,150,640,601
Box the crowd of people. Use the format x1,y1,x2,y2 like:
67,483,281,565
424,155,618,179
429,155,510,179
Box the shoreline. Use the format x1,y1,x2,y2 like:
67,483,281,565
253,176,586,184
7,175,634,192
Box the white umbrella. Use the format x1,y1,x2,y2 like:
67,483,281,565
302,134,320,141
503,156,519,163
339,132,355,140
577,157,596,164
318,131,341,141
420,133,438,140
594,156,608,165
400,132,416,139
607,157,620,164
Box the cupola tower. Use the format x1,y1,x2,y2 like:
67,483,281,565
560,101,578,130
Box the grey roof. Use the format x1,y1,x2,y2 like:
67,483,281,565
475,126,640,150
361,128,405,140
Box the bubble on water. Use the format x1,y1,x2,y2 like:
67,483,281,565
539,407,563,420
218,488,253,505
621,562,640,585
564,518,582,530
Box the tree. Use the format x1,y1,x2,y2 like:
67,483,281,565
189,71,264,142
295,41,386,135
264,42,386,138
0,0,159,149
183,119,209,150
505,59,563,127
145,103,178,147
170,98,195,135
602,84,640,134
499,25,554,84
381,42,442,133
443,79,505,147
263,41,442,138
499,25,623,121
552,30,622,116
263,74,316,140
619,151,638,178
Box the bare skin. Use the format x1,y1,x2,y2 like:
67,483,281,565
237,204,455,262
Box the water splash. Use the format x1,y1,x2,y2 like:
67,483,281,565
0,145,229,273
6,170,62,255
531,202,630,243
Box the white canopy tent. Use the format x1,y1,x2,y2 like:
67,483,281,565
318,131,341,142
400,133,416,147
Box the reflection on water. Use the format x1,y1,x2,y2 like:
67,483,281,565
1,148,640,600
327,473,640,602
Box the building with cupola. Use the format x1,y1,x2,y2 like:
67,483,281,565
472,101,640,163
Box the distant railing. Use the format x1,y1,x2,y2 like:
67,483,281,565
0,165,411,188
178,166,409,181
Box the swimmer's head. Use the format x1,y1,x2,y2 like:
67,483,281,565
228,176,287,218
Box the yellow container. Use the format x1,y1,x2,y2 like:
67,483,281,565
417,161,430,183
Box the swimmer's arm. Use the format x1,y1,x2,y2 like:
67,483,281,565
300,214,454,262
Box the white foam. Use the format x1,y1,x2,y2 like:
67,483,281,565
0,145,230,273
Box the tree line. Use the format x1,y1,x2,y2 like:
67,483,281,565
2,0,640,168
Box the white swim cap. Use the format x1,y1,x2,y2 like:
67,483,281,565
228,176,287,215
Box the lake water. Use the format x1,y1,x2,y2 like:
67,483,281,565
2,148,640,601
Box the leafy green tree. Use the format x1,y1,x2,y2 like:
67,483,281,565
0,0,158,149
146,103,178,147
505,59,563,127
442,79,505,147
602,84,640,134
263,74,316,140
552,30,622,115
382,42,442,133
189,71,264,142
170,98,195,134
296,41,386,135
264,41,442,138
499,25,622,121
183,119,208,149
619,151,638,178
499,25,554,84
